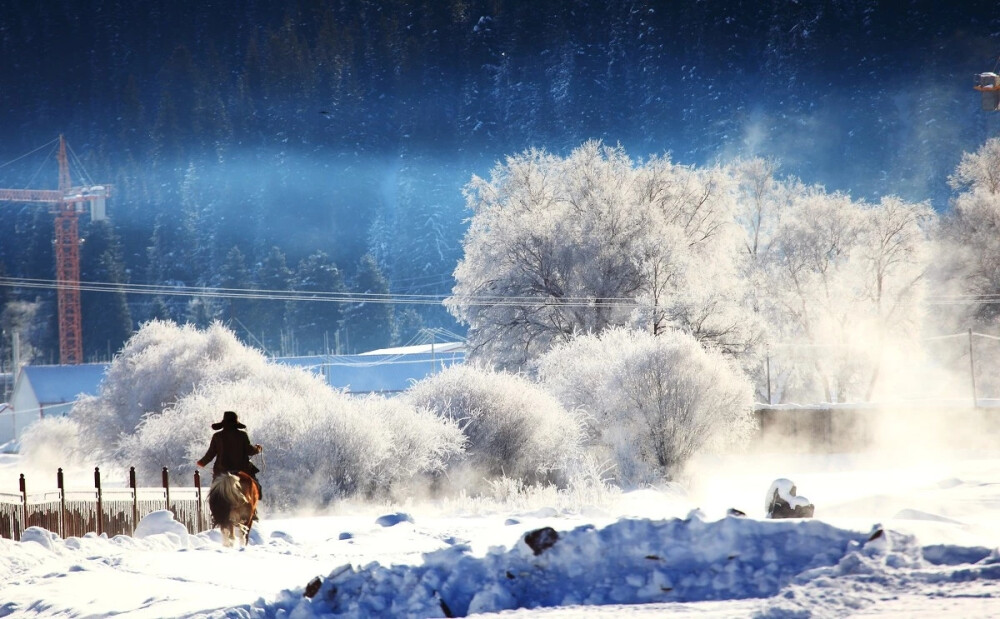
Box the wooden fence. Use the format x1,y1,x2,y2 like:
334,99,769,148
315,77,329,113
0,466,208,541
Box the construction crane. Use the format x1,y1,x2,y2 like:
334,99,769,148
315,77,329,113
974,56,1000,111
0,135,109,365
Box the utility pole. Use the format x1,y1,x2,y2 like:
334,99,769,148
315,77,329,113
969,328,978,408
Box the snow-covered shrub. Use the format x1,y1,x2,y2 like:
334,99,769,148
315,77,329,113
359,396,466,496
402,365,582,492
73,320,272,460
73,320,465,508
537,327,755,484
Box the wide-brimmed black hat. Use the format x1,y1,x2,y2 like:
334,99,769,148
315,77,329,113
211,410,245,430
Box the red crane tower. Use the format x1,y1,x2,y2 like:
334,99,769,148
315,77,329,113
0,135,109,364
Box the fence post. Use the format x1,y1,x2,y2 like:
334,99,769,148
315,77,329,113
162,467,170,512
57,468,65,539
765,351,772,405
129,467,138,536
94,467,103,536
18,473,26,540
194,470,203,533
969,328,978,408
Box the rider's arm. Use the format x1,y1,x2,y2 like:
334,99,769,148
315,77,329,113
243,432,261,457
197,435,218,467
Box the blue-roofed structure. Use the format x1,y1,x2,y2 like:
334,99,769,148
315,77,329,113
1,363,109,445
277,342,465,394
0,339,465,448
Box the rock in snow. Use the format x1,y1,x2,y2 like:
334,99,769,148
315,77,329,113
765,478,815,519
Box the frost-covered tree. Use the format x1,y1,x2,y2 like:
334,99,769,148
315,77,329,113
943,137,1000,324
731,157,788,263
729,157,799,401
536,327,754,484
403,364,583,491
762,188,934,403
448,141,755,369
950,137,1000,195
856,196,935,399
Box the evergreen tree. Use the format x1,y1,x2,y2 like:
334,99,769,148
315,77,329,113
285,251,344,355
147,296,173,322
218,246,253,340
0,261,11,372
179,161,219,286
80,221,133,361
143,213,186,321
248,246,292,354
0,261,10,317
393,306,424,346
343,253,393,354
185,296,216,328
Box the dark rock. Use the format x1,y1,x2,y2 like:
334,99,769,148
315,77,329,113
438,592,454,617
524,526,559,555
303,576,322,598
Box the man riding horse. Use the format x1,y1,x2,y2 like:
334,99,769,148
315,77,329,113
196,410,263,501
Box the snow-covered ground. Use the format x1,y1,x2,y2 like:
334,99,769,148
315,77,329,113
2,447,1000,618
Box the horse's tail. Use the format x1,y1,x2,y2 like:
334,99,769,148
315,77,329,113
208,486,228,527
207,473,248,526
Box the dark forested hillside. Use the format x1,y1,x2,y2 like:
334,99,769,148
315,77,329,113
0,0,998,362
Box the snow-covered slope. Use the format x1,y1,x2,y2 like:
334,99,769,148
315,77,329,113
2,451,999,618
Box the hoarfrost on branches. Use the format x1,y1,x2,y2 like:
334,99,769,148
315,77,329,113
72,320,271,460
944,137,1000,327
402,364,583,492
537,327,754,484
62,321,464,508
448,140,755,370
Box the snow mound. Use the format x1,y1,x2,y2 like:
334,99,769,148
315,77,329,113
756,528,1000,617
19,527,60,551
892,508,963,524
375,512,414,527
133,510,189,541
263,514,877,617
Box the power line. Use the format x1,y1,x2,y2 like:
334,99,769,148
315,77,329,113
0,276,642,309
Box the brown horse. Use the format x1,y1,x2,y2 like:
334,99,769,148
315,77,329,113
207,471,259,547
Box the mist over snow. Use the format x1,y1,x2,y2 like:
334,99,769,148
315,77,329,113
4,450,1000,618
5,3,1000,617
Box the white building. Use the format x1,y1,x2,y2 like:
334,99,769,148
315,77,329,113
0,364,108,446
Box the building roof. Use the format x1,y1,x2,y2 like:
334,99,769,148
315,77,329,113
277,344,465,394
15,364,109,405
358,341,465,356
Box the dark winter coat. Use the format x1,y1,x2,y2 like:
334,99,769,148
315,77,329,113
197,423,261,478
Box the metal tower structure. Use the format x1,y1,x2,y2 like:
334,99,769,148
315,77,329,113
0,135,109,364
